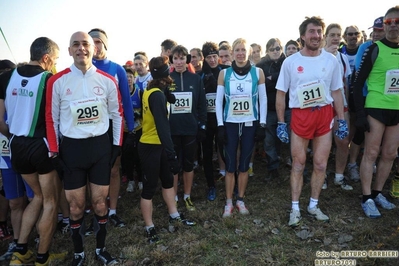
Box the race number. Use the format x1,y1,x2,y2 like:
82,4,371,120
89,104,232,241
0,136,9,157
385,70,399,95
206,93,216,113
171,92,192,114
227,94,253,117
70,97,103,126
297,80,326,108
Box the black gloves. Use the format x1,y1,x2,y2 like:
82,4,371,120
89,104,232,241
168,155,180,175
355,110,370,133
110,145,121,166
164,86,176,104
123,131,136,152
217,126,227,145
51,155,70,178
197,128,206,142
254,126,266,142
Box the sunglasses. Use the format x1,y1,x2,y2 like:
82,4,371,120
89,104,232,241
346,32,360,36
269,47,281,52
384,18,399,25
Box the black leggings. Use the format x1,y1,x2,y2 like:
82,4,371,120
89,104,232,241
121,129,142,182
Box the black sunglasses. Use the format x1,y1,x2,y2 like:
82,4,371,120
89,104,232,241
346,32,360,36
269,47,281,52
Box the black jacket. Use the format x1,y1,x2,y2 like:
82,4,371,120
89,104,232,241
256,54,288,111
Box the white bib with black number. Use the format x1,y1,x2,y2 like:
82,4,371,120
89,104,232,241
171,92,192,114
70,97,103,127
297,80,327,108
206,93,216,113
385,69,399,95
227,94,253,118
0,136,9,157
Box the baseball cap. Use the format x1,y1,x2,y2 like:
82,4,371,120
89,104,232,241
368,17,384,30
125,60,133,66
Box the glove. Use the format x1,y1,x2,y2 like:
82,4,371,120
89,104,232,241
123,131,136,152
197,128,206,142
334,119,349,140
254,126,266,142
355,111,370,133
277,122,289,143
217,126,227,145
110,145,121,166
164,86,176,104
168,155,180,175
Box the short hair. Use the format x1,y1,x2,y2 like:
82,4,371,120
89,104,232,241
171,45,189,57
218,41,229,47
30,37,59,61
219,43,232,52
160,39,177,51
385,5,399,17
124,66,135,75
299,16,326,44
285,39,300,49
202,41,219,57
190,48,203,58
134,54,148,64
325,23,342,36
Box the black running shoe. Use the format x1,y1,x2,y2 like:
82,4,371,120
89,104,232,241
109,214,126,228
146,227,160,244
96,248,118,265
168,214,196,232
72,253,85,266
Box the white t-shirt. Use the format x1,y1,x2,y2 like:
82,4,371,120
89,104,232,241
276,49,343,108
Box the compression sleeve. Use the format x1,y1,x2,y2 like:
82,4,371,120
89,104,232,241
215,85,225,126
108,78,124,146
45,74,60,152
258,83,267,124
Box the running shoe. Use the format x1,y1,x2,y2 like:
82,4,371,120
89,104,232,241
307,206,329,221
361,199,381,218
334,178,353,191
222,204,234,218
109,214,126,228
288,209,302,227
184,197,196,211
374,193,396,210
236,201,249,215
9,250,35,266
95,248,118,265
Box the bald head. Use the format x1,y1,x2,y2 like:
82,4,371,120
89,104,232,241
68,31,96,73
69,31,94,47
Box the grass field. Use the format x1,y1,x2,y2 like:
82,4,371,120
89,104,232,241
0,145,398,266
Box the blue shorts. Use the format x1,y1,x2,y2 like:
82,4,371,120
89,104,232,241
224,122,256,173
1,168,34,199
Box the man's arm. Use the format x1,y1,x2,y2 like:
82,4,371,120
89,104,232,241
117,65,135,132
0,100,9,138
331,89,345,120
275,90,286,122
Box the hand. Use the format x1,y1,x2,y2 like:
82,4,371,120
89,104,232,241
110,145,121,166
254,126,266,142
197,128,206,142
334,119,349,140
123,132,135,152
164,86,176,104
168,155,180,175
217,126,227,145
355,111,370,133
277,122,289,143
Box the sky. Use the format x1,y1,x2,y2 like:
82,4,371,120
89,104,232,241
0,0,397,71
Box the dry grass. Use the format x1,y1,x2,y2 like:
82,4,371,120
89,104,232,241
1,145,398,266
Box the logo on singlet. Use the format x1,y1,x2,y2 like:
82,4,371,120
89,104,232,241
18,88,34,97
21,79,28,87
